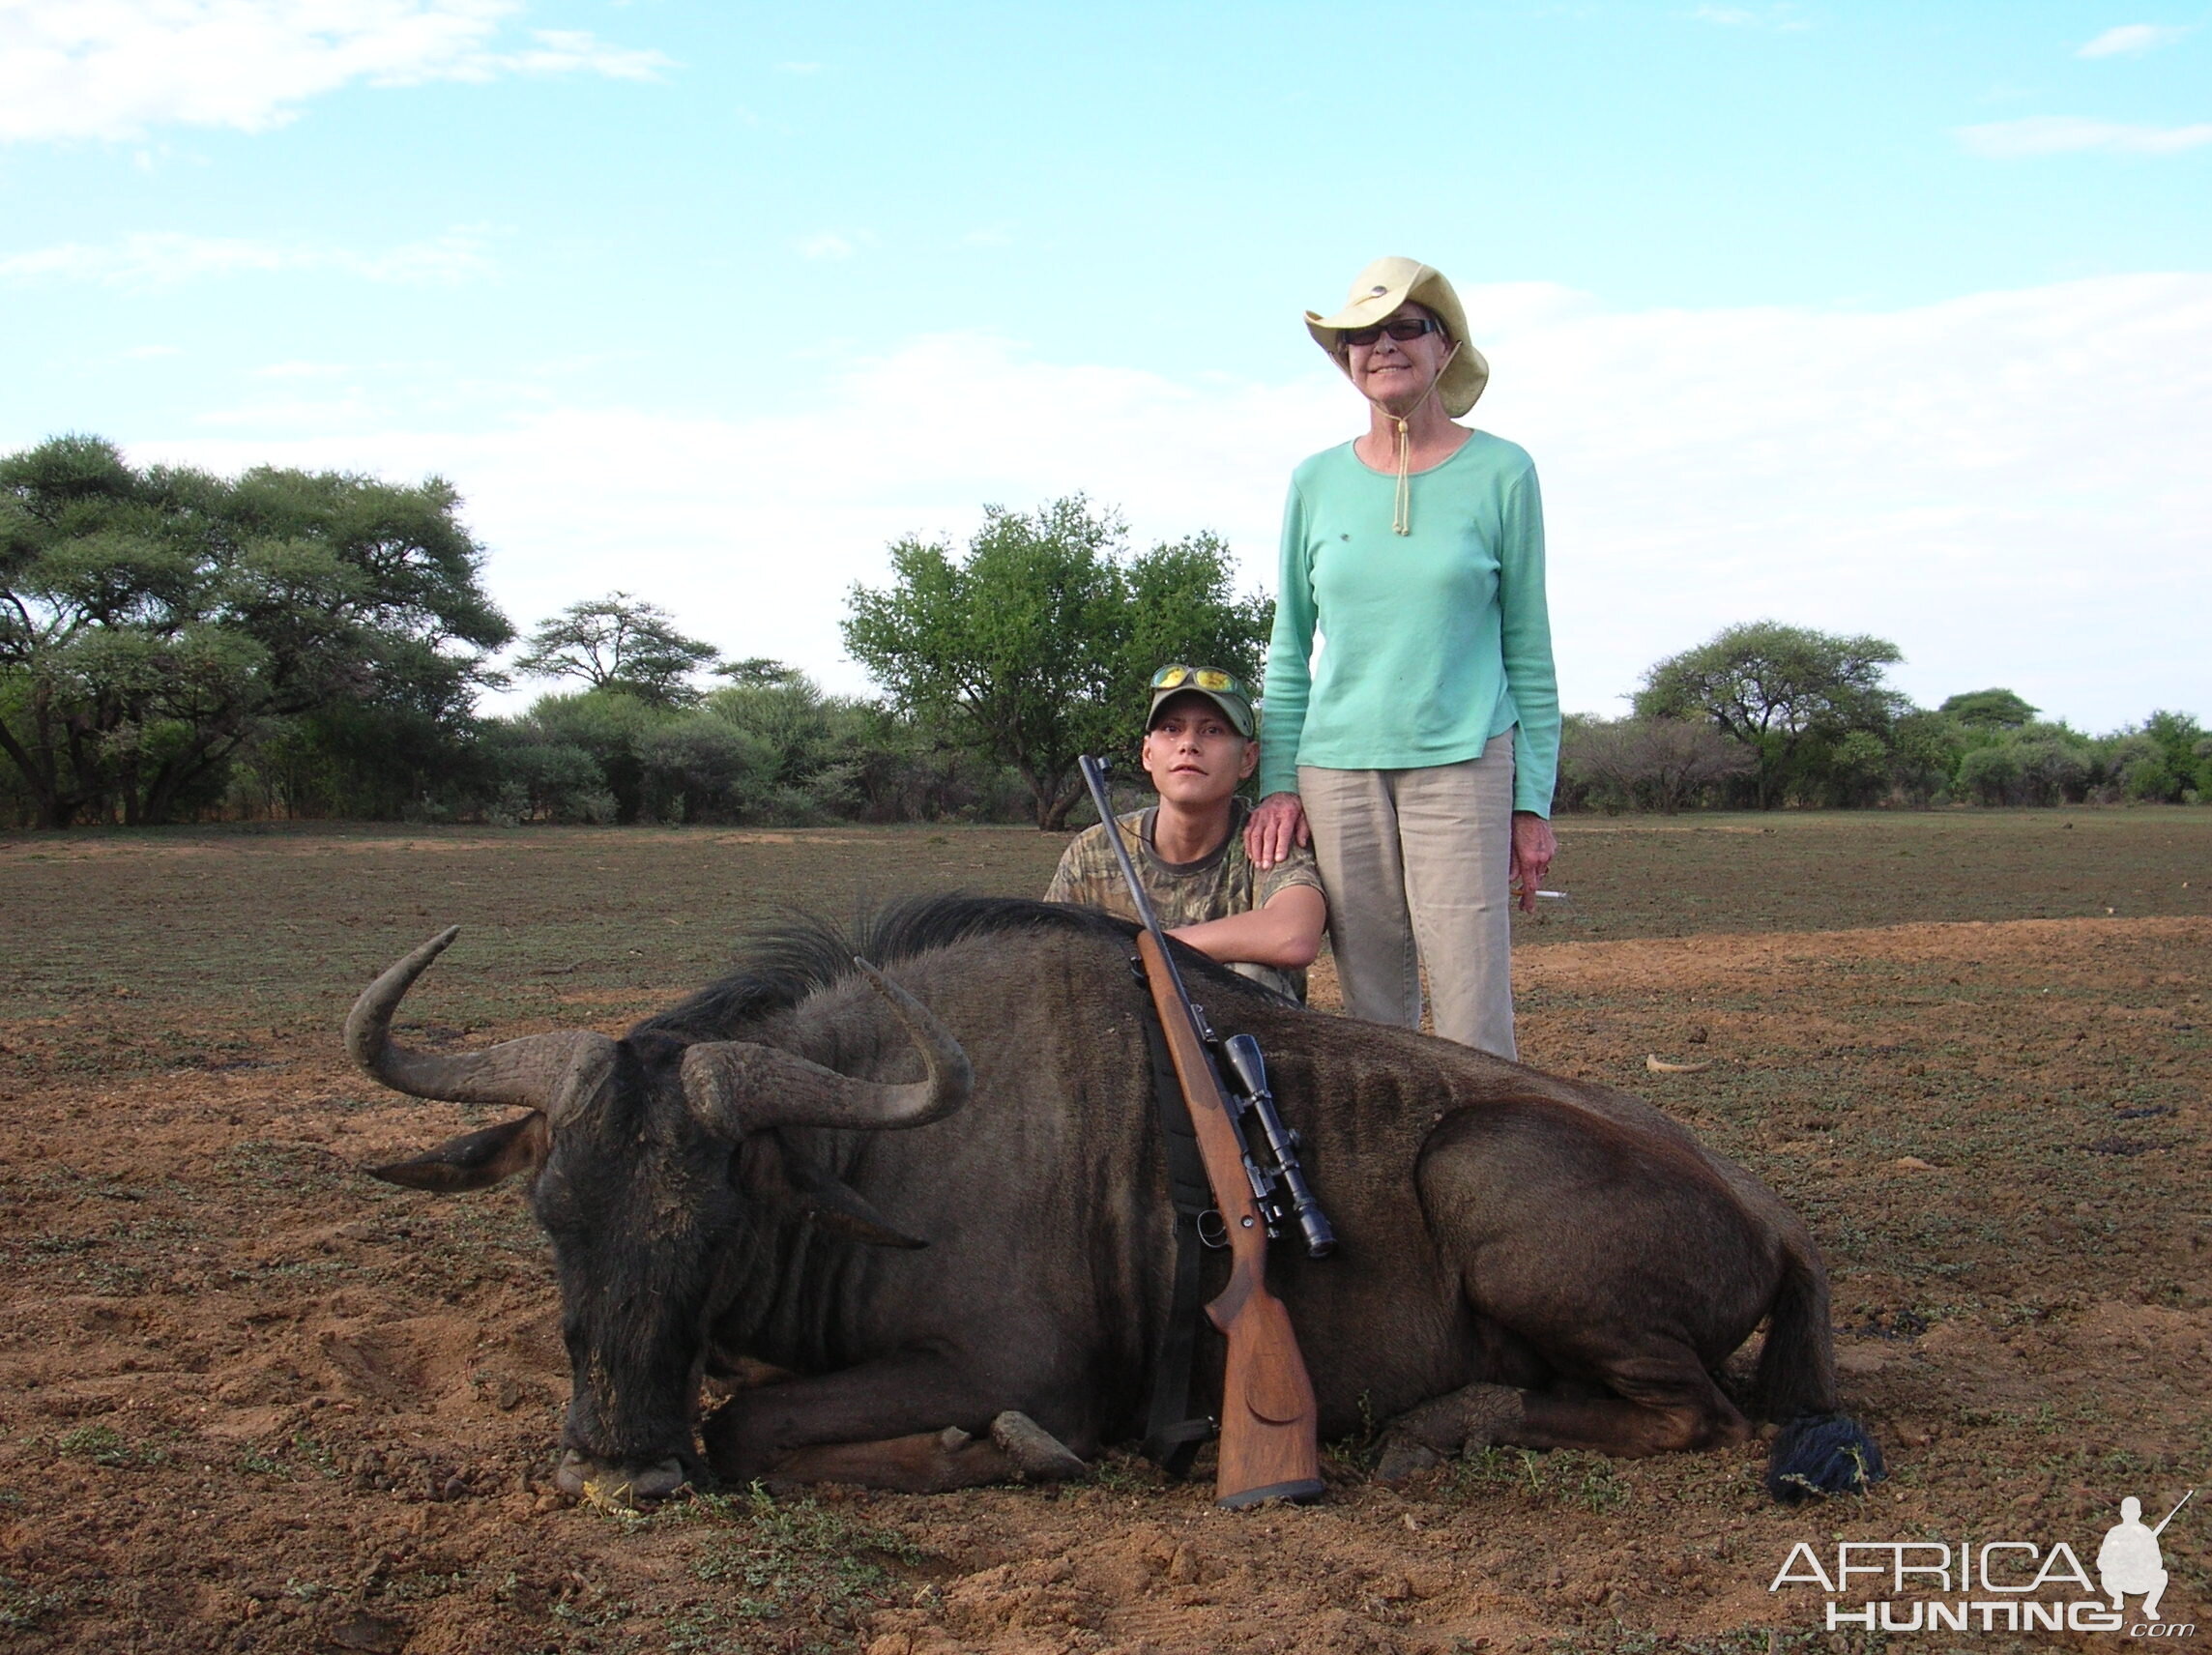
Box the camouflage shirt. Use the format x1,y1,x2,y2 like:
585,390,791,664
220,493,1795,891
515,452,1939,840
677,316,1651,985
1044,798,1324,1002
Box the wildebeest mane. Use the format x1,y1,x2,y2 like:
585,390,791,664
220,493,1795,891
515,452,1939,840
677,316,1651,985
632,893,1273,1043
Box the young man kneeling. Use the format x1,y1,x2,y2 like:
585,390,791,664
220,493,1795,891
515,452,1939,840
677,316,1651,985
1046,666,1326,1002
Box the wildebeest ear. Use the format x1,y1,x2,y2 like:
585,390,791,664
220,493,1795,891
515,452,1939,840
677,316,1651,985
738,1138,928,1249
367,1112,549,1192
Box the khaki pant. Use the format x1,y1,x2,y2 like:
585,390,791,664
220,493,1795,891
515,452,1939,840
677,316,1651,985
1300,733,1517,1058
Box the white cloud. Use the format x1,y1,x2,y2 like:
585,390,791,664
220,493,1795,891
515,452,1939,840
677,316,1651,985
126,275,2212,733
796,232,859,261
1956,115,2212,156
495,28,664,78
1470,275,2212,729
0,228,494,289
2076,23,2190,58
0,0,672,143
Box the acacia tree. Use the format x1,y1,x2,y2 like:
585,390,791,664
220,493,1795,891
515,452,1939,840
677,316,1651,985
0,435,510,827
1938,687,2037,731
1634,621,1906,808
512,593,720,707
843,497,1271,828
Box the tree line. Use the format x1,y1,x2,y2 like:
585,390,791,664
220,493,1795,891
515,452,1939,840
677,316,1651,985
3,437,2203,830
1563,623,2206,813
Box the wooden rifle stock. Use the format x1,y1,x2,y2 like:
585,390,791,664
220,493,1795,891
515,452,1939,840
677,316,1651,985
1135,929,1324,1506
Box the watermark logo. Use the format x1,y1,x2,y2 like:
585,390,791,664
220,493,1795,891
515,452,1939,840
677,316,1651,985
2102,1493,2192,1625
1769,1489,2196,1638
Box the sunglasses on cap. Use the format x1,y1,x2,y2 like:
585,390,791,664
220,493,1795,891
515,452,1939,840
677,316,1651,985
1339,315,1442,348
1150,665,1245,694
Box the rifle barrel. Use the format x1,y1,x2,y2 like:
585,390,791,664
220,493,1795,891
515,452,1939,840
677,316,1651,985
2152,1489,2194,1535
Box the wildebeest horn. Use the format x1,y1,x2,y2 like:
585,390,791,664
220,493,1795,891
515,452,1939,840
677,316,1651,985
682,958,972,1136
347,927,605,1107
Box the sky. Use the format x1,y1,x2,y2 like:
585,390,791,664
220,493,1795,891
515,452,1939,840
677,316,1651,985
3,0,2207,729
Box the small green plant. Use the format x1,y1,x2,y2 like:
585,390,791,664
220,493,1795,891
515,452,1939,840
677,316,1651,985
547,1590,630,1628
54,1423,165,1467
291,1433,342,1479
671,1485,922,1634
1446,1445,1627,1512
1086,1449,1163,1495
0,1575,70,1637
0,1572,66,1632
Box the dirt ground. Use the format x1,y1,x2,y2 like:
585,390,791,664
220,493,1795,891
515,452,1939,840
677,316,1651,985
0,813,2205,1653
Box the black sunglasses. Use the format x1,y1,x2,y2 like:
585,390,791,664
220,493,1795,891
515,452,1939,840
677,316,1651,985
1340,316,1442,348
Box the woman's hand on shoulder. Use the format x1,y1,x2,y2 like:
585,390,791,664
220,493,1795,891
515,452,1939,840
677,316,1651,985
1246,792,1310,870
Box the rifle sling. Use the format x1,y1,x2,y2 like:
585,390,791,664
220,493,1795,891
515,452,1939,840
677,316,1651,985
1136,980,1218,1476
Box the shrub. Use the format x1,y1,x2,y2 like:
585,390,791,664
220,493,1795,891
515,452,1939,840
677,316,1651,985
637,717,778,824
1561,715,1753,813
1956,744,2023,806
2010,734,2092,805
484,733,620,824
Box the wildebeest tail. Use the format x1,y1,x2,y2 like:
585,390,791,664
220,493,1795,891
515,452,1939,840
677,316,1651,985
1752,1240,1834,1422
1757,1240,1883,1502
1766,1413,1884,1503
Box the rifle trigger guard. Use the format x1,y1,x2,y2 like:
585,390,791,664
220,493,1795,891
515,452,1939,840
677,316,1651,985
1195,1209,1230,1250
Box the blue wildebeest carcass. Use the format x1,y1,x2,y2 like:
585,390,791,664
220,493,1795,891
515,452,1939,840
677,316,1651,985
347,896,1879,1505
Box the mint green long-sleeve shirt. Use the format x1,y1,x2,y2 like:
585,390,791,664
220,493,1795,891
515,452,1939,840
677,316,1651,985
1257,433,1560,816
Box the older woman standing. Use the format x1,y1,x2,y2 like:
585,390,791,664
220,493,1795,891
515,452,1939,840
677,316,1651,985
1245,257,1557,1059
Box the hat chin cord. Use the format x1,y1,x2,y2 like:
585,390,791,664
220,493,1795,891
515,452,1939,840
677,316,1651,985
1358,341,1461,537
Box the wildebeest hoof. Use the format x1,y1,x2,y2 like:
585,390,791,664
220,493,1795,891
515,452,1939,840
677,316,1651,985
936,1425,973,1451
1374,1437,1443,1483
989,1411,1087,1482
555,1450,687,1509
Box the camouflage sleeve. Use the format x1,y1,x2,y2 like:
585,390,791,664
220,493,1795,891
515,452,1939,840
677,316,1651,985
1043,834,1089,904
1045,825,1121,910
1254,839,1325,913
1045,818,1146,918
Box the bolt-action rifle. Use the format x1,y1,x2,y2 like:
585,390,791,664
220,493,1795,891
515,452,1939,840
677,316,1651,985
1078,754,1333,1507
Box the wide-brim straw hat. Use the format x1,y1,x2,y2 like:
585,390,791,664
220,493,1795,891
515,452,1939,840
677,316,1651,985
1305,256,1490,418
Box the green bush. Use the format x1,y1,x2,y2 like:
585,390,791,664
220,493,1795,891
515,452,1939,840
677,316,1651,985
1952,724,2098,806
1956,743,2022,806
2010,733,2093,805
484,731,620,824
637,716,778,823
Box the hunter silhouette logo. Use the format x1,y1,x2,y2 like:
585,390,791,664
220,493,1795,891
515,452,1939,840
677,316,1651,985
1769,1486,2197,1637
2100,1492,2192,1622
